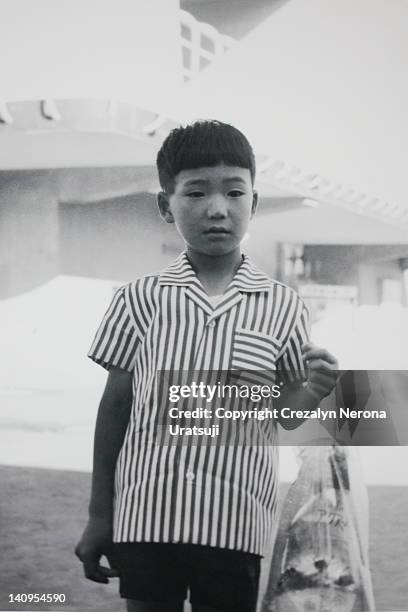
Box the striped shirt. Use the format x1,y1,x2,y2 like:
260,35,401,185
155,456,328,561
88,252,309,555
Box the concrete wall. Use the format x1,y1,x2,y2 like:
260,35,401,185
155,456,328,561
0,171,60,299
59,194,183,281
0,169,184,297
304,245,408,305
4,169,405,303
0,168,283,299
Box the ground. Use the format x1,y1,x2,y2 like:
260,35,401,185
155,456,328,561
0,466,407,611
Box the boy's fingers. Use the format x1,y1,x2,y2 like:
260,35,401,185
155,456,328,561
301,342,339,398
83,560,109,583
302,347,338,366
99,565,119,578
76,545,117,583
83,561,118,583
308,369,337,387
303,348,337,361
307,379,337,401
309,367,336,379
307,358,337,372
307,365,339,400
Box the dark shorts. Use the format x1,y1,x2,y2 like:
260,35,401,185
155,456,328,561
111,542,261,611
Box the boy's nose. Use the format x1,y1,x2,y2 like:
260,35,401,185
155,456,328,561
207,195,228,218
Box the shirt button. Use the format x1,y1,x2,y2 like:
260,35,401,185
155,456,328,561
207,320,216,327
186,471,195,481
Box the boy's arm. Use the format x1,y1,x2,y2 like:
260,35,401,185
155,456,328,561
75,366,133,583
276,343,338,429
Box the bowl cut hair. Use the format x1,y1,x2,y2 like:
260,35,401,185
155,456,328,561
156,120,256,194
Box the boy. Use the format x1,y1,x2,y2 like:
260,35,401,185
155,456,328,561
75,120,337,612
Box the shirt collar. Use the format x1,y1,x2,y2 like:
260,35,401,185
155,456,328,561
159,251,271,293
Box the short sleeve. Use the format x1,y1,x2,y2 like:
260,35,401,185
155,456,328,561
276,300,310,385
88,285,141,372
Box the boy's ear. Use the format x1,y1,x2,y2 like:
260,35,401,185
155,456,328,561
157,191,174,223
250,190,259,218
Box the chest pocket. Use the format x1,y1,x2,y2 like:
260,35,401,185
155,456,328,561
231,328,281,386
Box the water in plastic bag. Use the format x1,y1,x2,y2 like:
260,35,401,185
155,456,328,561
261,446,375,612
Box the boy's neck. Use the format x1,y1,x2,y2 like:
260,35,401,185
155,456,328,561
186,247,243,296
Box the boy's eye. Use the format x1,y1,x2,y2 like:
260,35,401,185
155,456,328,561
228,190,245,198
186,191,205,198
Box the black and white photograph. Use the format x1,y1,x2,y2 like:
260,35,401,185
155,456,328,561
1,1,408,611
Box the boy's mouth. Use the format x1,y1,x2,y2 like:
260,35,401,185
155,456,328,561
204,226,230,235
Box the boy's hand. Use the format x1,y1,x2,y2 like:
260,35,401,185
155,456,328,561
302,342,339,401
75,517,118,584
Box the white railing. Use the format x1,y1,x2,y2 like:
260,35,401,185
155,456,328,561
259,158,408,228
142,10,235,135
180,9,235,82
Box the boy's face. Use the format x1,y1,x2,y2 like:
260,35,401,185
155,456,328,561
158,164,258,257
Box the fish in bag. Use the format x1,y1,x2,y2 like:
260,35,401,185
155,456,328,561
261,445,375,612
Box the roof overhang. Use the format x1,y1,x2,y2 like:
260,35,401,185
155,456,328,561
0,100,172,169
165,0,408,230
1,0,407,242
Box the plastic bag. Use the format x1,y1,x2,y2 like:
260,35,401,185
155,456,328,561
261,446,375,612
